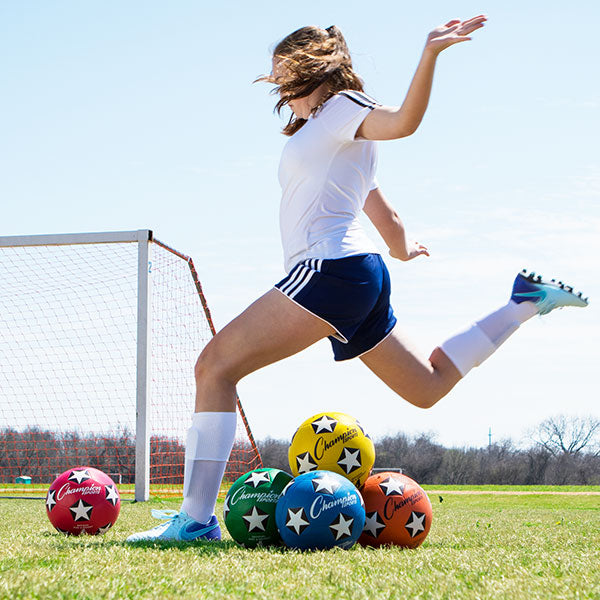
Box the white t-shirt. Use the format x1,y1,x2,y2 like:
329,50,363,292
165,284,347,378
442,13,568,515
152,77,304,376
278,90,380,273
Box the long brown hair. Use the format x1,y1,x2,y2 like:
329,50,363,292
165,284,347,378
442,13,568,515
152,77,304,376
258,25,365,136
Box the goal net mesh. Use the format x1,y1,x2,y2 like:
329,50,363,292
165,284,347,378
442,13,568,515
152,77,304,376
0,235,261,497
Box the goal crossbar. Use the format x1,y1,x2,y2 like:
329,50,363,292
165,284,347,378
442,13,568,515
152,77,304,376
0,229,152,248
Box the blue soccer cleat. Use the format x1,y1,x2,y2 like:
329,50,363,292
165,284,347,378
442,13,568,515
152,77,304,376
126,509,221,543
511,269,589,315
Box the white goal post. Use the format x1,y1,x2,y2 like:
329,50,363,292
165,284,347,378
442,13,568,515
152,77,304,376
0,230,261,501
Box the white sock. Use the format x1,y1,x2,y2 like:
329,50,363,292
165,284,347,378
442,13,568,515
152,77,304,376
441,300,538,377
180,411,237,524
476,299,538,345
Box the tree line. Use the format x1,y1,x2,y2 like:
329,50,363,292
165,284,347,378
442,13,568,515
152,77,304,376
260,415,600,486
0,428,256,485
260,434,599,485
1,415,598,486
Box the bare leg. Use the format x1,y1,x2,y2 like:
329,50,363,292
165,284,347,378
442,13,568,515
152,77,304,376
360,328,462,409
178,288,337,525
194,288,336,411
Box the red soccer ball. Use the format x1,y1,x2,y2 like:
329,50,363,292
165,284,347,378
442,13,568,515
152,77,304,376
45,466,121,535
358,471,432,548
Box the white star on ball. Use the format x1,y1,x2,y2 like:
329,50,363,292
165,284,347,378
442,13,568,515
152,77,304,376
105,485,119,506
97,523,113,534
46,489,56,512
329,513,354,540
68,469,91,484
286,508,309,535
337,448,361,474
296,452,317,473
363,511,385,538
311,415,337,434
405,511,426,537
280,481,294,496
356,420,371,439
244,471,271,488
312,473,340,495
69,499,93,522
223,496,230,517
379,476,405,496
242,506,270,532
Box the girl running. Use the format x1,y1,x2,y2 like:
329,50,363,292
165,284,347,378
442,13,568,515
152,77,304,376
128,16,588,542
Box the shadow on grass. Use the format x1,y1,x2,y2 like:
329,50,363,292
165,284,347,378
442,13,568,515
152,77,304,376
42,530,297,555
114,539,242,554
43,529,428,554
118,540,385,556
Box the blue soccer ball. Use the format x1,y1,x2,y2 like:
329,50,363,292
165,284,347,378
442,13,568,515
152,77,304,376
275,470,365,550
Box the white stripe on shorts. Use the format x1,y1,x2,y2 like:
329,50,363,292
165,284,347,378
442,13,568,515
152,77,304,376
279,263,305,295
279,259,322,299
288,267,316,299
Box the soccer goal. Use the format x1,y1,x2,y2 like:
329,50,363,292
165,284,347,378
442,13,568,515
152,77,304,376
0,230,262,501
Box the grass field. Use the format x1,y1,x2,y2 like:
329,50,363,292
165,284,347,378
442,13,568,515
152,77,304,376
3,483,599,499
1,490,599,599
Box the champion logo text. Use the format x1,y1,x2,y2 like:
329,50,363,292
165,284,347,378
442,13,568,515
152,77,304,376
309,492,358,519
57,483,102,501
383,490,424,521
230,487,279,506
314,428,358,460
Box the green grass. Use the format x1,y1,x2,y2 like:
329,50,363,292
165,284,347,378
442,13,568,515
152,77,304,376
1,483,234,498
1,491,599,599
423,484,600,493
4,483,598,499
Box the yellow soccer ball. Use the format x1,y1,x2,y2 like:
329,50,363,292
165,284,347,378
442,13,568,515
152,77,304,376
288,412,375,487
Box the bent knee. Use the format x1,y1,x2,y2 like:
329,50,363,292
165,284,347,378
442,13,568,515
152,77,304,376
194,341,239,386
402,388,446,410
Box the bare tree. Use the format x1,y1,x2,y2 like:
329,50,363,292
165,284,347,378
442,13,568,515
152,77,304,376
534,415,600,456
257,437,289,472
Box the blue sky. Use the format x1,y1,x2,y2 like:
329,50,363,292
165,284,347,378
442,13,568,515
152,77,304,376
1,1,598,448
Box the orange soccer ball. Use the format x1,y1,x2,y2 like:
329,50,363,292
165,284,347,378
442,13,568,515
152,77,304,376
358,471,432,548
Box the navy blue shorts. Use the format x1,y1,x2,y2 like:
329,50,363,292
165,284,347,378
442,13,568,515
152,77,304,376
274,253,397,361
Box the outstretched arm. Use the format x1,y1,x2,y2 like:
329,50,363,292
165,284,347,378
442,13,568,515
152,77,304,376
356,15,487,141
363,188,429,261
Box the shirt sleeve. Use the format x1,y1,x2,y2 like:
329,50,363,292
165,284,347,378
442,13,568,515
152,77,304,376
369,176,379,191
318,91,378,144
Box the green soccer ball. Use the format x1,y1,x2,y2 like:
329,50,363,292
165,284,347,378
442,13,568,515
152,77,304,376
223,468,294,547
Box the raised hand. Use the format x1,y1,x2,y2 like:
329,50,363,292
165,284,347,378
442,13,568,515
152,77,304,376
425,15,487,55
390,240,430,262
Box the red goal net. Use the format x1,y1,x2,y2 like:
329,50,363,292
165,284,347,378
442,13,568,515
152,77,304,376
0,231,261,499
